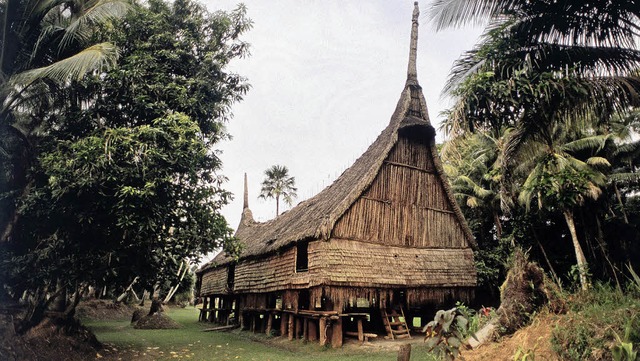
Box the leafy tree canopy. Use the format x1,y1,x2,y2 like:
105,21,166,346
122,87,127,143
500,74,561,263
0,0,251,330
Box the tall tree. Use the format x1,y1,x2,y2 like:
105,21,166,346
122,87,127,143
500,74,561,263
432,1,640,210
259,165,297,216
518,127,610,290
1,0,130,243
0,0,251,332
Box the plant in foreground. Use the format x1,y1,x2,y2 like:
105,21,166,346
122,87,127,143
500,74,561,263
423,307,476,360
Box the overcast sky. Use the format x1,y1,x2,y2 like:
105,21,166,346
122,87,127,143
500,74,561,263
199,1,484,258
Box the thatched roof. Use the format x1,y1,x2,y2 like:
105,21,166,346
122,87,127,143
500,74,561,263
198,2,475,273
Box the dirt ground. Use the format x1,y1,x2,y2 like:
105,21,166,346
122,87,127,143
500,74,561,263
76,299,141,321
463,312,560,361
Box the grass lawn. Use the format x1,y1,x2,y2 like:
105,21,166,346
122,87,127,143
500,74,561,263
84,307,439,361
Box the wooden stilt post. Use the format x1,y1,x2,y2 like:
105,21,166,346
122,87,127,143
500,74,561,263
208,297,215,322
280,313,288,337
303,318,309,341
397,344,411,361
288,314,295,341
200,297,208,322
309,319,318,341
357,318,364,343
331,317,343,348
319,317,328,346
260,314,266,333
266,313,273,335
296,317,303,339
250,314,256,333
331,300,343,348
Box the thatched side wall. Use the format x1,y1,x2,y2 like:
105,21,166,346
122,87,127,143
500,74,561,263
313,238,476,288
200,266,229,296
333,136,466,247
234,247,312,293
309,285,474,310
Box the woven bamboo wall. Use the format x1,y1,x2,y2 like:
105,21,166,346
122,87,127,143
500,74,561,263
333,136,466,247
234,246,313,293
200,266,228,296
314,238,476,288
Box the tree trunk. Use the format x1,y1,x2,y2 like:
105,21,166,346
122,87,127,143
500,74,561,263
531,226,562,291
613,183,629,224
493,211,503,240
148,298,164,316
563,210,589,290
276,196,280,216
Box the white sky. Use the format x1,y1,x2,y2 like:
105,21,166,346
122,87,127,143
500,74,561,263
200,1,484,260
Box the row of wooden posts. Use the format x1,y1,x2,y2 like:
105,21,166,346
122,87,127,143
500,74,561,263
199,305,374,348
248,307,378,348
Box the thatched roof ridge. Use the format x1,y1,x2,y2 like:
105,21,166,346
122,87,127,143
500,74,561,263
198,2,476,273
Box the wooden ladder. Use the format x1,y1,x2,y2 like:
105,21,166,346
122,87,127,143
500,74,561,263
381,307,412,340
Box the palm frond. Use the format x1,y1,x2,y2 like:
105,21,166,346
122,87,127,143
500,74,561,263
429,0,522,30
586,156,611,168
58,0,131,51
562,135,610,153
609,172,640,185
11,42,118,86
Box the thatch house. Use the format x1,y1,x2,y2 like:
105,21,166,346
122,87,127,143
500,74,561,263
196,2,476,347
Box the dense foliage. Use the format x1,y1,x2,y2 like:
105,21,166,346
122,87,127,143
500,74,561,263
433,0,640,298
0,0,250,330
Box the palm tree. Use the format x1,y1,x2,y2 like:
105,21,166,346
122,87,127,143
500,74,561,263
432,1,640,212
0,0,129,242
443,129,509,239
518,127,610,290
259,165,297,216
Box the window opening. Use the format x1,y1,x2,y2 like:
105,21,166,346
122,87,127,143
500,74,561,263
227,264,235,289
296,242,309,272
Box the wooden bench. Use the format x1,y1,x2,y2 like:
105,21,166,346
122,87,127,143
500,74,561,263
345,331,379,343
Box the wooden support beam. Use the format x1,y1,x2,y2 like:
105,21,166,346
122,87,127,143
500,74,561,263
331,317,343,348
303,318,309,341
331,301,343,348
250,314,256,333
357,318,364,343
319,317,328,346
397,343,411,361
207,297,214,322
308,319,318,341
260,314,266,333
288,314,295,341
266,313,273,335
280,313,288,337
296,317,303,339
200,297,208,322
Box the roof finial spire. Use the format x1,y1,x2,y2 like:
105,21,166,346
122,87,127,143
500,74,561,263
406,1,419,85
243,173,249,209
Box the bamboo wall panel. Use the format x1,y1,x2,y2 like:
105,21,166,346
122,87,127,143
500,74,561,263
200,266,229,296
334,136,467,247
314,238,476,288
234,245,317,293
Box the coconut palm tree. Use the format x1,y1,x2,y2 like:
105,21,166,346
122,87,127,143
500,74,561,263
518,127,611,290
432,1,640,208
259,165,297,216
0,0,129,242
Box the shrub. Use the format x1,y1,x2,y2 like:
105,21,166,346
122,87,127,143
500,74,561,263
550,284,640,361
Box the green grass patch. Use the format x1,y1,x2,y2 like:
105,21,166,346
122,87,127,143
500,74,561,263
84,307,439,361
550,284,640,361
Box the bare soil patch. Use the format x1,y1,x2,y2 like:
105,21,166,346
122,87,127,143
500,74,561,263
134,312,181,329
0,313,101,361
76,299,141,320
463,312,560,361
